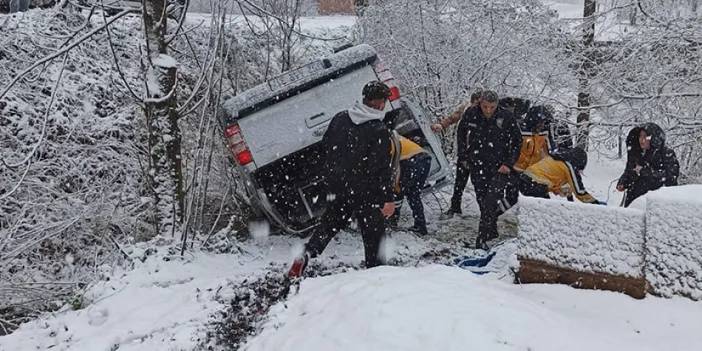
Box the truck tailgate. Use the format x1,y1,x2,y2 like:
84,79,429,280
237,66,379,167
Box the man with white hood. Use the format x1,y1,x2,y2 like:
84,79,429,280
288,81,397,279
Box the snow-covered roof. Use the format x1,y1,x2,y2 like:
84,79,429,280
222,44,377,121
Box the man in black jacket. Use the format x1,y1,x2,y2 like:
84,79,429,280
617,122,679,207
432,89,482,217
464,90,522,249
288,81,396,279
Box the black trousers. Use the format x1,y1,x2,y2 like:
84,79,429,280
472,172,518,242
450,160,471,211
397,153,432,229
518,173,550,199
305,195,385,268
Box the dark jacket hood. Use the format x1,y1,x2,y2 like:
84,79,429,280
498,97,531,117
522,105,552,132
642,122,666,150
626,122,666,151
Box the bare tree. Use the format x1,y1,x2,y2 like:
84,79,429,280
576,0,596,149
140,0,183,237
360,0,702,180
358,0,573,152
236,0,307,73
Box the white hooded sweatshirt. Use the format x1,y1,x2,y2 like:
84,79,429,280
347,101,385,125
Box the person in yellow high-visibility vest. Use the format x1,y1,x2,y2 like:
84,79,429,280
514,106,552,172
389,135,432,235
519,147,605,204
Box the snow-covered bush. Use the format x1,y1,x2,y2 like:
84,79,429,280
358,1,569,111
518,197,646,278
644,185,702,300
358,0,702,179
583,5,702,179
0,5,354,332
0,9,148,331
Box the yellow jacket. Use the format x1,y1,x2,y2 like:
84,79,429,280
514,131,550,172
523,156,596,203
399,136,426,160
392,136,427,193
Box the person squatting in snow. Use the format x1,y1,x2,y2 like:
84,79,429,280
513,106,553,173
514,105,574,202
616,122,680,207
431,88,483,218
387,135,432,236
518,147,605,205
287,81,397,279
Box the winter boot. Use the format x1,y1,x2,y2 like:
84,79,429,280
287,252,309,280
408,223,428,236
440,206,462,220
474,235,489,251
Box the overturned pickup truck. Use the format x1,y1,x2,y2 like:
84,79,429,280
220,44,450,234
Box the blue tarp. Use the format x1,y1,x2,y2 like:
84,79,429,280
453,251,497,275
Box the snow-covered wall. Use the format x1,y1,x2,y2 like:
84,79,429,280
518,197,646,278
645,185,702,300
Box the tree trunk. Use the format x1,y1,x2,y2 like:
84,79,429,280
576,0,596,150
142,0,183,236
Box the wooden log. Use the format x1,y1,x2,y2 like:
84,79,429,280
517,257,647,299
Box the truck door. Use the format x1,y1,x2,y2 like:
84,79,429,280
388,98,451,192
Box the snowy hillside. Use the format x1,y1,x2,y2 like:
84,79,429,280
246,265,702,351
2,1,701,350
0,6,354,338
2,152,697,350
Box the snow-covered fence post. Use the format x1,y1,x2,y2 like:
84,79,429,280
644,185,702,301
142,0,184,237
517,197,647,298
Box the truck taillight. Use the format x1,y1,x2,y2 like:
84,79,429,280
388,86,401,101
236,150,253,165
372,60,401,102
225,124,253,166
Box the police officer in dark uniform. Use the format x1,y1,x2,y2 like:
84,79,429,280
463,90,522,249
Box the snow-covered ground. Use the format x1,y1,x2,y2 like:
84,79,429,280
247,264,702,351
0,229,473,350
3,150,698,351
